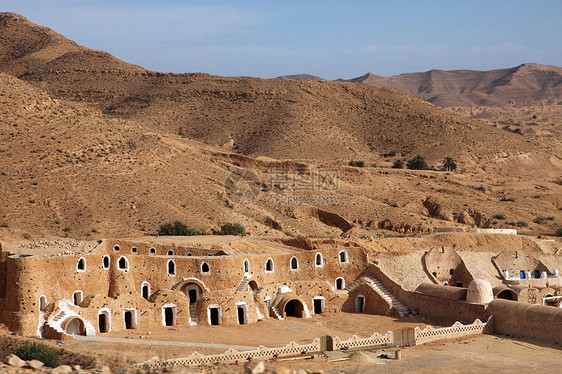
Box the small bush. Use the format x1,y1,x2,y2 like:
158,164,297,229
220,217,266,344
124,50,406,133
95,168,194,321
406,155,428,170
493,213,505,220
22,233,31,239
391,159,404,169
54,218,61,225
475,186,486,193
556,227,562,237
15,341,60,368
348,161,365,167
0,222,8,228
516,221,528,228
158,221,200,236
384,150,397,157
532,217,546,224
499,197,515,202
219,223,245,236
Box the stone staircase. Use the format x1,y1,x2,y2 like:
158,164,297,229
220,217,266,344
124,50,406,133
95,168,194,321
236,274,252,292
189,304,198,326
347,276,410,317
46,308,96,338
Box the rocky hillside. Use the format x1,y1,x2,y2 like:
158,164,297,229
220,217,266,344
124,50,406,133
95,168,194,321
0,13,560,239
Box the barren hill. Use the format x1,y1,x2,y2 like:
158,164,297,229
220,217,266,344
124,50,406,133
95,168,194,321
274,74,325,81
343,64,562,107
342,64,562,135
0,13,560,239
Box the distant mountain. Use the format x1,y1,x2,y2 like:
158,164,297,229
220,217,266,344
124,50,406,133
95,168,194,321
274,74,325,81
341,63,562,107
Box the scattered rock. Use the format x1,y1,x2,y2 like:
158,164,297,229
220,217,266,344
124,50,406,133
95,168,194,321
245,359,265,374
99,366,111,374
51,365,73,374
274,367,292,374
27,359,44,370
6,354,25,368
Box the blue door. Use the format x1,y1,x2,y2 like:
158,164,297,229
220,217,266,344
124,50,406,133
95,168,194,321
520,270,525,279
534,270,540,279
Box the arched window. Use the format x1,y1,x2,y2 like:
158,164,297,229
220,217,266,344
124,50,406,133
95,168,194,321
265,258,274,272
290,257,298,270
315,253,323,267
168,250,174,256
167,260,176,276
73,291,83,306
102,255,110,269
201,262,210,273
131,247,137,253
76,257,86,272
335,277,345,290
149,247,156,254
338,250,348,263
118,256,129,271
141,282,150,299
243,259,249,273
113,245,120,251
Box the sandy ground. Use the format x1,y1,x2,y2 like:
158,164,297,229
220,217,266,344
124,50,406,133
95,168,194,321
67,313,428,363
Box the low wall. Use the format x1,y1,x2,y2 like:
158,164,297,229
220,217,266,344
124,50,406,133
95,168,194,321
484,299,562,343
139,318,491,369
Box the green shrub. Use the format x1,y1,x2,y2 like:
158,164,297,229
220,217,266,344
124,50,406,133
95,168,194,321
219,223,245,236
499,197,515,202
348,161,365,167
406,155,428,170
532,217,545,224
158,221,200,236
15,341,60,368
384,150,397,157
475,186,486,193
516,221,528,228
493,213,505,220
391,159,404,169
556,227,562,237
22,233,31,239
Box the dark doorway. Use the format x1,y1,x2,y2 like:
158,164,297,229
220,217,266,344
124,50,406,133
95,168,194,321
237,306,246,324
519,270,525,279
210,307,220,325
98,313,107,333
356,296,365,313
497,289,517,301
534,270,540,279
164,307,174,326
142,284,149,299
189,289,197,303
313,299,323,314
244,260,249,272
124,311,133,329
103,256,110,268
284,299,304,318
168,261,175,275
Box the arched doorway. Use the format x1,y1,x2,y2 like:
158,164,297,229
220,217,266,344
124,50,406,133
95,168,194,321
284,299,304,318
65,318,86,336
248,280,259,294
182,283,203,324
496,289,518,301
98,310,110,333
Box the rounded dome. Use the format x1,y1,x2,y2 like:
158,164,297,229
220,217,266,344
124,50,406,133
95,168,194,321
466,279,493,304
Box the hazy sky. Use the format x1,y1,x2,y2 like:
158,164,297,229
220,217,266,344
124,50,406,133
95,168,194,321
5,0,562,79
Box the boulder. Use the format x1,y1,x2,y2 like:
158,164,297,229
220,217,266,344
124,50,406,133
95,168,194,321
51,365,73,374
6,354,25,368
27,359,44,370
245,359,265,374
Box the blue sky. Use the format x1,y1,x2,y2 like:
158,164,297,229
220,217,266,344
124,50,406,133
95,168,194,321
4,0,562,79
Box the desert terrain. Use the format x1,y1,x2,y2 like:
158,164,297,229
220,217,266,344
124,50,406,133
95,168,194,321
0,11,561,373
0,12,560,240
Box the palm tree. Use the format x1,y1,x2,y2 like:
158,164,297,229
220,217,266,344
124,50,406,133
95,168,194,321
442,156,457,171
